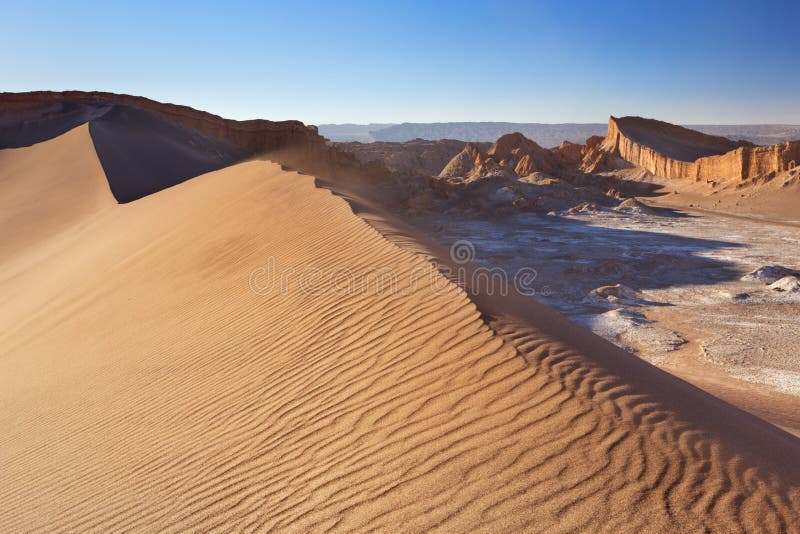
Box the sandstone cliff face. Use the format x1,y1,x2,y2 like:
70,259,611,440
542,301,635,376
590,116,800,181
0,91,368,179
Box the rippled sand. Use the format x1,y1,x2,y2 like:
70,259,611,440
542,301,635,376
1,128,799,531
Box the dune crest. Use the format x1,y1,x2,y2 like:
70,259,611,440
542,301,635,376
1,127,799,531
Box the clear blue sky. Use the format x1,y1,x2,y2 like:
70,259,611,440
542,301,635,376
3,0,798,124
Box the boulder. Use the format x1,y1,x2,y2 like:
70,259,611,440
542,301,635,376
614,197,654,214
741,265,800,284
585,284,643,307
769,276,800,292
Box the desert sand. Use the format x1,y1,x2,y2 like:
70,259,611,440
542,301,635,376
1,122,800,532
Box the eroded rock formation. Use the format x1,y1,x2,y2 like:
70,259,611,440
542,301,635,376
439,132,560,181
584,116,800,181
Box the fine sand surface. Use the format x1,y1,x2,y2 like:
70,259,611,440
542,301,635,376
0,124,115,269
407,205,800,434
1,127,800,531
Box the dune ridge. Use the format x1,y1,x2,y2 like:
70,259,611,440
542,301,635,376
0,91,383,203
0,129,799,532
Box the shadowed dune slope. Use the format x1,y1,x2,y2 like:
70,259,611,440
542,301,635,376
88,104,249,202
0,132,799,531
0,100,110,148
0,100,248,202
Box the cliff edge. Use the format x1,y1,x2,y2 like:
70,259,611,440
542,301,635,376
587,116,800,181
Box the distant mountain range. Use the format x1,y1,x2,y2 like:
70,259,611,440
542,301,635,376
315,123,394,143
318,121,800,147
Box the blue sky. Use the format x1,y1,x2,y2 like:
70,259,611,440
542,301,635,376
2,0,798,124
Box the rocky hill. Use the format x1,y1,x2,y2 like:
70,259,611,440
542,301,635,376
439,133,587,181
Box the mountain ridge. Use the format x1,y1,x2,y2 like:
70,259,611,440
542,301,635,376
319,121,800,146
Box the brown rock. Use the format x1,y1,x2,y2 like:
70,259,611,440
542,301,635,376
438,142,490,179
586,116,800,182
488,132,556,175
552,140,584,167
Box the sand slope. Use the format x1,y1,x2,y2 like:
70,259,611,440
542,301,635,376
88,104,249,202
1,131,799,531
0,99,249,202
0,123,114,266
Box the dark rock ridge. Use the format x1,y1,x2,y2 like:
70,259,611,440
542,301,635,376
0,91,325,154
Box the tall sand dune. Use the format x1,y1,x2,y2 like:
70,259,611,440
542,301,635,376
0,97,250,202
1,129,799,532
0,91,371,200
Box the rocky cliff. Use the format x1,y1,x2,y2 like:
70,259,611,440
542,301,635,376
587,116,800,181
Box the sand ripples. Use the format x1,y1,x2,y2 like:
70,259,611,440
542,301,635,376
0,145,798,531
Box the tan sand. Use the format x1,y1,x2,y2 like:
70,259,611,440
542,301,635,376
1,128,799,531
645,175,800,223
0,123,114,263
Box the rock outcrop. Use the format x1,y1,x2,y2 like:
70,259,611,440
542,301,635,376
439,132,558,181
438,142,490,179
487,132,557,175
552,140,584,167
584,116,800,181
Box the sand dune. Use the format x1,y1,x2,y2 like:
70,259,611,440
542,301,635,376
88,103,249,202
0,96,252,202
1,128,799,532
0,124,114,266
